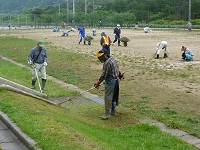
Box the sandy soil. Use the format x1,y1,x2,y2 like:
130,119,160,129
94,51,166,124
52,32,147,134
17,27,200,81
17,27,200,61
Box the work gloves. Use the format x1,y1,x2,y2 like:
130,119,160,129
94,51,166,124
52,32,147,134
118,71,124,80
94,81,100,88
28,61,47,66
43,62,48,66
28,60,32,65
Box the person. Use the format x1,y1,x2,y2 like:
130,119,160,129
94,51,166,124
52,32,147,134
100,32,112,56
28,40,48,90
71,27,75,32
113,24,121,46
78,26,86,45
144,27,151,33
62,30,70,36
135,21,139,29
53,26,59,32
187,21,192,31
94,48,123,120
155,41,168,59
181,46,194,61
8,23,11,30
98,20,102,28
92,29,96,36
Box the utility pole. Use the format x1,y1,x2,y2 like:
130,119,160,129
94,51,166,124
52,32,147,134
188,0,191,22
66,0,69,23
93,0,94,11
85,0,87,14
73,0,75,18
85,0,91,14
72,0,75,27
53,2,61,23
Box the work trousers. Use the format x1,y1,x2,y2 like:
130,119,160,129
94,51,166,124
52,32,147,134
32,63,46,80
104,76,119,111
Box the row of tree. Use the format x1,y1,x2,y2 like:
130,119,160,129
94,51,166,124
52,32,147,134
2,0,200,27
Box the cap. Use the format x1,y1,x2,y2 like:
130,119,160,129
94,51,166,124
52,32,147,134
101,32,106,36
37,40,44,47
117,24,120,27
96,50,104,57
96,48,108,57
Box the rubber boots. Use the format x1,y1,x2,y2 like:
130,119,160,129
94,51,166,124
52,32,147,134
111,102,117,116
84,41,86,45
31,79,36,89
155,54,159,59
163,53,168,58
42,79,46,90
100,110,111,120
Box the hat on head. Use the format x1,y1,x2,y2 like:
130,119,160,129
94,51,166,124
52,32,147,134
96,48,108,57
101,32,106,36
37,40,44,47
117,24,120,27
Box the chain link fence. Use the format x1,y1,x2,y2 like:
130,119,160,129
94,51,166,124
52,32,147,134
1,14,200,30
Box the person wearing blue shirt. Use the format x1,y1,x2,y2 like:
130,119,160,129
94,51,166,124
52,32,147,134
28,40,48,90
78,26,86,45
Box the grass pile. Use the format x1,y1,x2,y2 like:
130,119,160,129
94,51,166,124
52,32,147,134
84,36,94,41
120,37,130,42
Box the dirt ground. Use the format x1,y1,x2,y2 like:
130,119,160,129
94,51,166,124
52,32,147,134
17,27,200,61
16,27,200,93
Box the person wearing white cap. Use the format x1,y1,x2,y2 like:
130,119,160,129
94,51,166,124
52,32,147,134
113,24,121,46
92,29,96,36
28,40,48,90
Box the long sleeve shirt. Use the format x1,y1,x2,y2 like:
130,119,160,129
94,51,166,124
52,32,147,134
28,46,47,64
113,27,121,36
185,48,194,56
99,57,119,83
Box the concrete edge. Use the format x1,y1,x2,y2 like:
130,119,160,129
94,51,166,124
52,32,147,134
0,76,47,99
0,84,57,105
140,120,200,149
0,110,41,150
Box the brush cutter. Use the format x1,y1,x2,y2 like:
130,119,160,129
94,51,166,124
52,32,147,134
57,86,97,106
33,65,42,93
57,72,125,106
